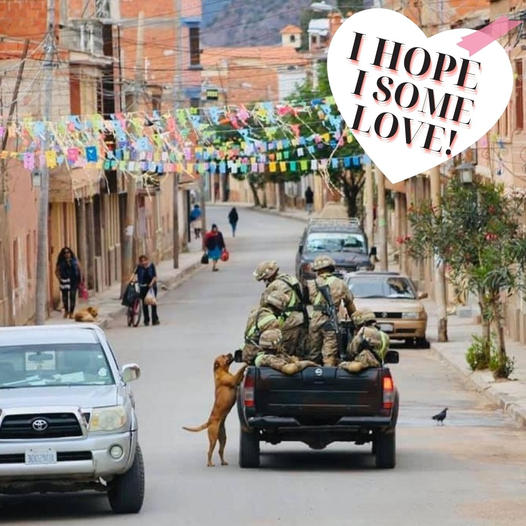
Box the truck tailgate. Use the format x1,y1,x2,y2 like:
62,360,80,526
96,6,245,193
255,367,383,419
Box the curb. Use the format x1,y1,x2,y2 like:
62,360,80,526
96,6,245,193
250,206,309,224
429,342,526,427
98,257,203,330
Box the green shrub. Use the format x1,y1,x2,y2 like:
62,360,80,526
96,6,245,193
489,350,515,379
466,335,491,371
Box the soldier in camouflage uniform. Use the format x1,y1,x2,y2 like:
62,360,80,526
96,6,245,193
339,310,389,373
241,293,282,365
254,329,318,375
306,255,356,366
253,261,308,357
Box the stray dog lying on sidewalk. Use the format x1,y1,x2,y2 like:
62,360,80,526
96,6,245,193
74,306,99,322
183,353,247,467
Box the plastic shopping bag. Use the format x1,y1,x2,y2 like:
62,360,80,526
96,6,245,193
144,287,157,306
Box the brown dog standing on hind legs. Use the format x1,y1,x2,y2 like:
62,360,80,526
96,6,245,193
183,354,247,467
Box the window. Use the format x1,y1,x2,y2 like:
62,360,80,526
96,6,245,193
12,238,18,289
290,34,296,42
26,233,31,280
189,27,200,66
516,59,523,130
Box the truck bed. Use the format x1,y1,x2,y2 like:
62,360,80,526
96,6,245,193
243,366,391,426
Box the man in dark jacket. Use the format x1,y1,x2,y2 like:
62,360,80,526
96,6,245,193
305,186,314,214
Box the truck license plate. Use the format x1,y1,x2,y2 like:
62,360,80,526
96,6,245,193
25,448,57,465
379,323,394,333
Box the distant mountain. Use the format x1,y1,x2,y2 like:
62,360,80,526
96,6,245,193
201,0,313,47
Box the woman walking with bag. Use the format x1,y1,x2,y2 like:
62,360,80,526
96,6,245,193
204,224,226,272
132,255,160,326
55,247,83,319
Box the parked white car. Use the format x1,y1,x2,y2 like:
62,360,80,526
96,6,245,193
0,325,144,514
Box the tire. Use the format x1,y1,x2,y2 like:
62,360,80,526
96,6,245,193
108,444,145,514
416,338,430,349
128,299,141,327
404,338,415,347
239,428,260,468
375,429,396,469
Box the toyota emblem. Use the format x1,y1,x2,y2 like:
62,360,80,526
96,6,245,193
314,368,323,376
31,418,49,432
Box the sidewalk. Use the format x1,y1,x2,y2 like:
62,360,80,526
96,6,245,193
426,301,526,426
47,245,203,329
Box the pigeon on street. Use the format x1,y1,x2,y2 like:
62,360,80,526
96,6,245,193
432,408,448,425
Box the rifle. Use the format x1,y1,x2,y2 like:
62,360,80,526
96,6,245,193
316,281,342,355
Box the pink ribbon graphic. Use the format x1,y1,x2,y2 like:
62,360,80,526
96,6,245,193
458,16,521,56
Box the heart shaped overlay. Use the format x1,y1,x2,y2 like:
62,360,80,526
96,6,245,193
327,9,513,183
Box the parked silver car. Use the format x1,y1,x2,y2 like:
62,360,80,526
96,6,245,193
0,325,144,514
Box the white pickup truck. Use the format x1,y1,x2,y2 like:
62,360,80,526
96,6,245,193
0,325,144,514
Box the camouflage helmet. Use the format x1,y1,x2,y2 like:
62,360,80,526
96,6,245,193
312,255,336,271
253,260,279,281
352,309,376,327
263,290,289,312
259,328,282,350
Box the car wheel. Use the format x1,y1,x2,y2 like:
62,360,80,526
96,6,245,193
239,428,260,468
108,444,145,514
404,338,415,347
375,429,396,469
416,337,430,349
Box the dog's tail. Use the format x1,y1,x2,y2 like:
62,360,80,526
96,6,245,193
182,422,209,432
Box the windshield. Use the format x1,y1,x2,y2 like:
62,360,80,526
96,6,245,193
0,343,115,388
305,232,366,254
347,276,417,299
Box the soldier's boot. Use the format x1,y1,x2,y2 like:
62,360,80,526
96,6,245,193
339,361,365,373
281,360,318,375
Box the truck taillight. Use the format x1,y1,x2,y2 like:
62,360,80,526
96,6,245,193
244,374,255,408
382,375,394,410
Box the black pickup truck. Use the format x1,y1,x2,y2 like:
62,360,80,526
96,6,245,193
235,351,399,469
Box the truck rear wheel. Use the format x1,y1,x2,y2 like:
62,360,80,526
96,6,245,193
108,444,145,513
239,429,260,468
375,429,396,469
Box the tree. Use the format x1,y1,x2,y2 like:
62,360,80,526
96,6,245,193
403,177,526,378
286,61,365,218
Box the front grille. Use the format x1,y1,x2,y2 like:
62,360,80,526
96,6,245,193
0,413,82,439
374,312,402,319
0,451,92,464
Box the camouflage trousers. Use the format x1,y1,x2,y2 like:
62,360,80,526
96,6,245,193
340,350,380,370
282,326,308,358
255,352,296,372
305,328,339,366
242,343,259,365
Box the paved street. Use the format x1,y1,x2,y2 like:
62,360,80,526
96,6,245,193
2,207,526,525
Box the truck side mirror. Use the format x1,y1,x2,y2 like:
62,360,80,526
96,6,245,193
369,246,377,257
121,363,141,383
234,349,244,363
298,244,303,254
384,350,399,364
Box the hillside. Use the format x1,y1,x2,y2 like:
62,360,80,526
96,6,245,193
202,0,313,47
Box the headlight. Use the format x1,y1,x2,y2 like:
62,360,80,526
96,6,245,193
402,312,420,319
89,406,127,432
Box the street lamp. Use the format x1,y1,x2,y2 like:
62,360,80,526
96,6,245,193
455,162,475,184
310,1,343,15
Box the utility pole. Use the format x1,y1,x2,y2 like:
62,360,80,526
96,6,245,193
376,167,388,271
35,0,56,324
172,0,183,269
120,11,143,295
363,162,374,249
0,39,29,325
430,166,448,341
